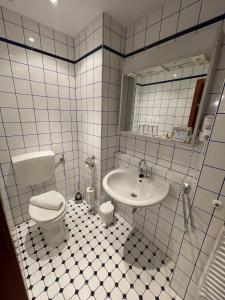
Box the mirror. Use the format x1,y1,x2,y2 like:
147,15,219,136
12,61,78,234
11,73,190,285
120,54,209,143
119,23,222,144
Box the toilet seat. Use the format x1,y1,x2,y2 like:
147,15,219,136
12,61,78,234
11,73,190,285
29,191,66,223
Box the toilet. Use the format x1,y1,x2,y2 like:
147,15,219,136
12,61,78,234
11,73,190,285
12,151,67,247
29,190,67,246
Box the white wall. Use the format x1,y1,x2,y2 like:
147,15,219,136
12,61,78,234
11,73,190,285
116,0,225,299
74,13,125,209
0,8,125,223
0,6,79,225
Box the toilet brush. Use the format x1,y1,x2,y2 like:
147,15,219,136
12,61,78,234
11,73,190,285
75,182,82,201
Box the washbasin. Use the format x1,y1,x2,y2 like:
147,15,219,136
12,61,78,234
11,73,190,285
102,168,170,207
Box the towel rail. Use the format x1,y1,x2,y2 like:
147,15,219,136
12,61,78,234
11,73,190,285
199,226,225,299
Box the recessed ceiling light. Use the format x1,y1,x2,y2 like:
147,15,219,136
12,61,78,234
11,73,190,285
28,37,35,43
49,0,58,5
173,73,177,77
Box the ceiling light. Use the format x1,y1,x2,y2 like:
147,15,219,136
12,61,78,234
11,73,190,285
49,0,58,5
28,37,35,43
214,101,219,106
173,73,177,77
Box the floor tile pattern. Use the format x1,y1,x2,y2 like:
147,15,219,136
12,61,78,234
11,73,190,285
14,200,182,300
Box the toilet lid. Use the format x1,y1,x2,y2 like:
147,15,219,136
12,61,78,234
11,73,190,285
29,191,66,223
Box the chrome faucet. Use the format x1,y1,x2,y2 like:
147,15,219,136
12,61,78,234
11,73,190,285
138,159,152,178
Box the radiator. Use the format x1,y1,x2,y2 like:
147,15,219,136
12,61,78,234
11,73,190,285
199,226,225,300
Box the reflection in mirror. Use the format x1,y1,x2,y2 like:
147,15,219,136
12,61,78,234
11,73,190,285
121,54,209,143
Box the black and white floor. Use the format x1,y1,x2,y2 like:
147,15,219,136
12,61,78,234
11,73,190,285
13,200,182,300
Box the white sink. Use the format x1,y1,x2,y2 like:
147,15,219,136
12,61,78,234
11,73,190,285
103,168,170,207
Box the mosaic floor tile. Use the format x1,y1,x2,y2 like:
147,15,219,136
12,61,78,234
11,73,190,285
13,200,182,300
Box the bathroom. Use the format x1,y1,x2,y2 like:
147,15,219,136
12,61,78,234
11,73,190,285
0,0,225,299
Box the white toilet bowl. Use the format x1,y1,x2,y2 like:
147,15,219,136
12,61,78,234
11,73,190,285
29,191,67,247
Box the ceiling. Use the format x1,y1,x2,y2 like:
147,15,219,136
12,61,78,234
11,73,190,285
0,0,168,37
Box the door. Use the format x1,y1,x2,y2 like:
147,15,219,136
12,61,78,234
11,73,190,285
188,78,206,129
0,194,28,300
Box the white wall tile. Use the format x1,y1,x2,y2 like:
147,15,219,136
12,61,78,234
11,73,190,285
5,21,24,43
2,7,22,26
14,78,31,94
0,92,17,107
8,44,27,64
207,216,224,239
162,0,181,19
41,36,55,53
199,165,225,194
24,29,41,49
193,187,216,214
211,114,225,142
29,66,44,82
7,135,24,149
31,81,46,97
4,122,22,136
0,42,9,59
0,58,11,77
160,13,179,39
39,24,54,39
27,50,43,68
133,30,145,51
0,76,14,93
177,2,201,31
17,94,33,108
145,23,160,46
204,141,225,170
22,16,39,33
11,61,29,79
199,0,225,22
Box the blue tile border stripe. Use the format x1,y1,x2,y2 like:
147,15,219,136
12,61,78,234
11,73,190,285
136,73,207,86
102,44,125,58
75,45,103,63
0,12,224,64
0,36,75,64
